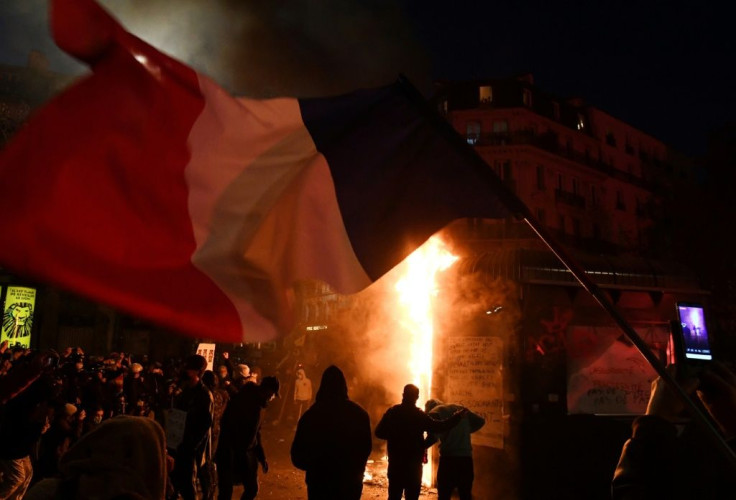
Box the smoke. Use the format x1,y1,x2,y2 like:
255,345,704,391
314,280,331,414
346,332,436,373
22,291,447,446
305,233,521,417
1,0,431,97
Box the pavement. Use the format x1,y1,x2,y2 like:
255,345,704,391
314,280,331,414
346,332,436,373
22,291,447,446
225,413,438,499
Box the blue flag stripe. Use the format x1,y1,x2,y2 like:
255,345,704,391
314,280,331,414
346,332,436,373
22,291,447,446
299,81,512,281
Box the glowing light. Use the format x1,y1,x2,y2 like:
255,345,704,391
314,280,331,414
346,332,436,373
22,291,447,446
395,235,458,486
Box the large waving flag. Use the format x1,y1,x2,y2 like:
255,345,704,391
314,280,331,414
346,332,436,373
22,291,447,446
0,0,515,342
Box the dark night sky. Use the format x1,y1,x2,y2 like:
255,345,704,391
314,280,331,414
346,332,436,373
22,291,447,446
403,1,735,156
1,0,733,156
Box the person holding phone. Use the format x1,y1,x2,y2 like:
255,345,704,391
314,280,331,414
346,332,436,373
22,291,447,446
612,362,736,499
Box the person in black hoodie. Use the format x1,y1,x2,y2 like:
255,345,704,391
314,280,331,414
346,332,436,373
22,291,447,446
168,355,213,500
216,375,280,500
290,365,372,500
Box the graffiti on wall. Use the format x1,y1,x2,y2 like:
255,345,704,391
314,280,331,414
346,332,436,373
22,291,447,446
566,325,669,415
528,306,574,358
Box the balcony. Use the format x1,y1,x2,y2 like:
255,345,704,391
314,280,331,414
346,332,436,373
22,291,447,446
554,189,586,209
471,131,654,190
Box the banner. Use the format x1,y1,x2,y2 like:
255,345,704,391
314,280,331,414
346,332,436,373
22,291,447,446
445,336,504,449
196,343,216,372
566,325,669,415
1,286,37,349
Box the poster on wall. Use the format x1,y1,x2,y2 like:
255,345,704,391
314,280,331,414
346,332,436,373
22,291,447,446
196,342,216,371
445,336,504,449
1,286,37,349
566,325,670,415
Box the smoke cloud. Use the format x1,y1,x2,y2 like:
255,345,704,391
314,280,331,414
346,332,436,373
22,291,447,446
300,234,521,424
1,0,431,97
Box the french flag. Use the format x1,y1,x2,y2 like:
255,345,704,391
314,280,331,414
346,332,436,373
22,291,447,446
0,0,511,342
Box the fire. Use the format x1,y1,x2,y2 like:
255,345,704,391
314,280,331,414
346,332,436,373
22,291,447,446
395,235,458,485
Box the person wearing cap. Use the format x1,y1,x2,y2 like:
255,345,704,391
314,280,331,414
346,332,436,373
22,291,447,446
169,354,213,500
375,384,468,500
424,399,485,500
215,374,280,500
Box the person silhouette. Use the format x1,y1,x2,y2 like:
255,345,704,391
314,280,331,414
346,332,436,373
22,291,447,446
291,365,372,500
375,384,467,500
425,399,485,500
292,367,313,423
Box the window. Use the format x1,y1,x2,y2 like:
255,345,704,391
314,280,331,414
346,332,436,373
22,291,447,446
571,177,579,195
438,99,448,115
635,197,646,216
559,215,566,233
616,190,625,210
557,173,564,191
492,120,509,144
536,208,546,225
591,185,597,207
523,88,533,107
466,121,481,145
479,85,493,104
492,120,509,133
625,137,635,155
536,165,545,190
494,160,512,180
606,132,617,147
572,218,581,238
502,160,512,180
576,113,586,131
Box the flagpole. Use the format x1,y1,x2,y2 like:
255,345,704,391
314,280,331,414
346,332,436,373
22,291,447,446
395,76,736,469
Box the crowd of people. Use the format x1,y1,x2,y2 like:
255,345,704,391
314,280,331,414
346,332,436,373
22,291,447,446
4,336,736,500
0,342,282,499
0,340,490,500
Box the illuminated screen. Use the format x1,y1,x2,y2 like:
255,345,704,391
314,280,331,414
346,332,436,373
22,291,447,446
1,286,37,349
677,304,712,360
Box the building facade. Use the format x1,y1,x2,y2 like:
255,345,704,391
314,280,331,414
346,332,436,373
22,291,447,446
437,73,694,255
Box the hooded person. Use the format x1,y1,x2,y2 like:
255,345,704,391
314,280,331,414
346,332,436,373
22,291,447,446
290,365,372,500
375,385,467,500
24,415,168,499
215,375,280,500
292,367,313,423
169,354,213,500
424,399,486,500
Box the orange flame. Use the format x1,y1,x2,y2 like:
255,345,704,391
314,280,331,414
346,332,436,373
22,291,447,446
395,235,458,485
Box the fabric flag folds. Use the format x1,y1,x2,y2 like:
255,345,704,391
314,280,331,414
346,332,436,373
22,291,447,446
0,0,512,342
